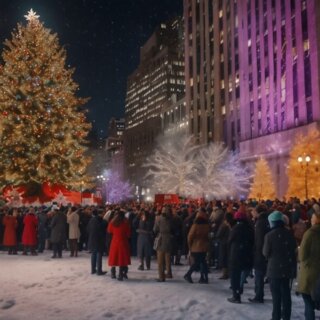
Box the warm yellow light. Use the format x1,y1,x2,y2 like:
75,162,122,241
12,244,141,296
305,155,311,162
297,156,303,163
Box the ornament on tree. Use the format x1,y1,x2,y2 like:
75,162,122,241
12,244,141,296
0,9,92,191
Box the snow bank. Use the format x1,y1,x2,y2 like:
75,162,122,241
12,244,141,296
0,251,312,320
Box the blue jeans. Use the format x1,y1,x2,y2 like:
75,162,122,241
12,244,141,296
240,269,251,293
91,250,103,273
302,294,315,320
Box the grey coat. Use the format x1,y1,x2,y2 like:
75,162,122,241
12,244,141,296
136,218,154,258
50,212,67,244
153,215,173,253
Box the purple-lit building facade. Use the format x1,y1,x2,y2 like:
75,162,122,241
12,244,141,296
184,0,320,197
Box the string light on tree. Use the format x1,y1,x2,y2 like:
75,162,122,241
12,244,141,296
286,129,320,200
0,10,92,192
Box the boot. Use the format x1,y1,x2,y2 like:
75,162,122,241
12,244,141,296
219,268,229,280
123,266,128,279
184,272,193,283
199,273,208,284
228,291,241,304
138,259,144,270
111,267,116,279
146,257,151,270
118,267,124,281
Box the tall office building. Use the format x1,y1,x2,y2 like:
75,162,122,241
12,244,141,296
184,0,320,196
184,0,240,148
124,18,185,185
106,118,125,177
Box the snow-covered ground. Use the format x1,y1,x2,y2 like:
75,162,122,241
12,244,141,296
0,251,313,320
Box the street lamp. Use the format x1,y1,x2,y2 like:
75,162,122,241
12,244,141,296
297,155,311,200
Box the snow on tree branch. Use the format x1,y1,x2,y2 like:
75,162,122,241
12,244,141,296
144,131,250,199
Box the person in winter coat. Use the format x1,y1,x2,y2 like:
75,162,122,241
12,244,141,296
67,207,80,257
184,208,210,284
216,212,233,279
108,209,131,281
135,209,154,271
171,207,184,265
87,209,107,275
22,208,38,255
153,206,174,282
249,204,270,303
37,208,48,253
182,206,196,258
263,211,297,320
50,207,67,258
227,211,254,304
298,208,320,320
2,208,18,254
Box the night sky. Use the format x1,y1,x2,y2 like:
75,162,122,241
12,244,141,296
0,0,183,137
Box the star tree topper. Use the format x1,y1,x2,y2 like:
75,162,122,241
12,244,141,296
24,9,40,22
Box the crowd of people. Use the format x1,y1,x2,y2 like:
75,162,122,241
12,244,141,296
1,197,320,320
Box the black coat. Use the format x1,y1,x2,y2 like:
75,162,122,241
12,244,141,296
253,212,270,271
263,225,297,279
228,221,254,271
50,212,67,244
87,215,106,252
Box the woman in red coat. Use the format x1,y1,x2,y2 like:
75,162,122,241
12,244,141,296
22,208,38,255
3,208,18,254
108,209,131,281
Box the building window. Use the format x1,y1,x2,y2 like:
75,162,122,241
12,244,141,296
293,62,298,104
301,7,308,40
306,100,313,123
304,53,311,98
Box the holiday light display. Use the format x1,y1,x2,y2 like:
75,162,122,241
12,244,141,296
286,129,320,200
248,158,276,200
0,10,91,191
144,132,200,197
144,131,250,199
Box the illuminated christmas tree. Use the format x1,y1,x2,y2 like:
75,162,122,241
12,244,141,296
286,129,320,200
248,158,276,200
0,10,91,191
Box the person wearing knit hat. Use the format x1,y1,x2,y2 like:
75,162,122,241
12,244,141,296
248,204,269,304
234,211,247,221
267,211,284,229
227,209,254,304
312,203,320,215
263,210,297,320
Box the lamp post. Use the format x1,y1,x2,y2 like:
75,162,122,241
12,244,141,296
297,155,311,200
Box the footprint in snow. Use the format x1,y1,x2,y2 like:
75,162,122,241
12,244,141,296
1,300,15,309
103,312,114,318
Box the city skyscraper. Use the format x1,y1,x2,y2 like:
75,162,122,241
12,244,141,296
184,0,320,196
124,18,185,186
